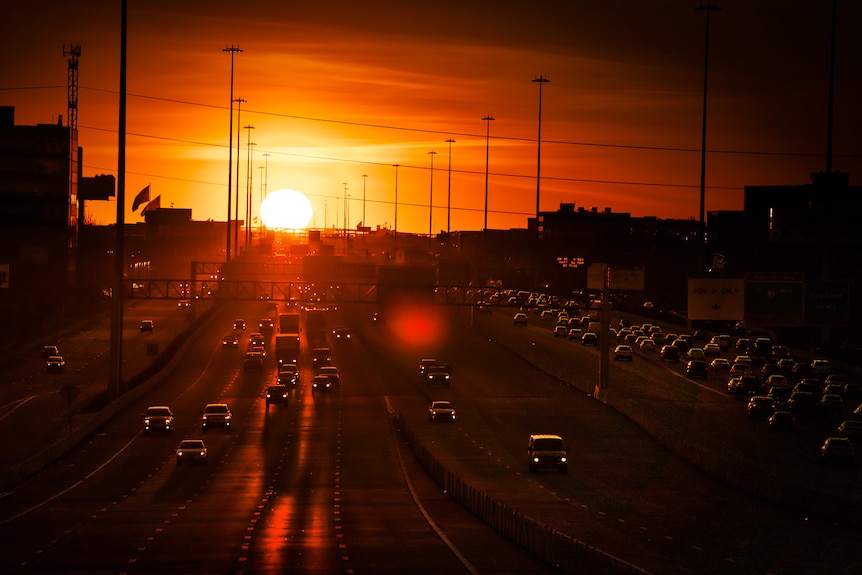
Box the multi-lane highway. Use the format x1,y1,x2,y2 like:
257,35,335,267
1,300,861,574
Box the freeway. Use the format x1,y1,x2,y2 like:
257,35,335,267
2,298,861,573
0,301,555,574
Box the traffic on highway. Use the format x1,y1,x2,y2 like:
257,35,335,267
1,291,861,574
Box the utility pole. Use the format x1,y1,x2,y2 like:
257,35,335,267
427,150,436,236
445,138,455,234
393,164,400,242
222,45,242,262
233,97,246,256
343,182,348,236
696,1,720,229
532,76,549,238
482,116,495,251
361,174,368,229
243,124,255,251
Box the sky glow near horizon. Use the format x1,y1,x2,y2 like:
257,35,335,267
1,1,860,232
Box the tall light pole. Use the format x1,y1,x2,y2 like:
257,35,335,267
392,164,400,242
696,1,720,229
223,45,242,261
342,182,348,236
482,116,495,234
110,0,128,396
259,165,265,235
445,138,455,234
532,76,549,237
233,97,246,256
244,125,255,250
261,153,270,235
427,150,436,237
361,174,368,229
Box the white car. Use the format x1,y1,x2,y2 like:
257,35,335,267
613,345,633,361
639,339,656,351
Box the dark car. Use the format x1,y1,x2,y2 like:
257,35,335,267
660,345,679,362
201,403,232,432
686,360,708,379
143,405,175,434
425,364,451,387
747,396,775,418
768,410,796,431
527,434,568,474
42,345,60,359
265,384,288,407
140,320,154,333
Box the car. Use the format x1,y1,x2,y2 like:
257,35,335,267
686,359,708,379
277,363,299,386
821,436,855,464
176,439,208,465
222,334,239,348
319,366,340,386
248,332,265,346
140,320,154,333
42,345,60,359
567,328,583,341
660,345,679,362
45,355,65,373
143,405,175,434
527,434,568,473
768,410,796,431
764,374,788,389
243,351,264,371
581,332,598,346
312,374,332,392
428,400,456,422
613,345,633,361
729,362,753,378
729,375,762,399
642,301,655,310
201,403,232,432
686,347,706,362
553,325,568,338
425,364,451,386
768,385,793,408
312,347,331,369
333,327,352,341
710,358,730,373
259,318,274,332
819,394,845,419
735,338,749,353
233,319,246,330
703,343,722,357
747,396,775,418
265,384,289,406
177,299,191,308
419,358,438,377
250,344,267,358
639,339,656,351
810,359,833,378
837,419,862,439
513,312,528,325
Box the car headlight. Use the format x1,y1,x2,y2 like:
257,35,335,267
533,457,540,463
560,456,567,463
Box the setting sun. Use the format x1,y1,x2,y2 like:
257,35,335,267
260,189,313,230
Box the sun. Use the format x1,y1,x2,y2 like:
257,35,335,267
260,189,314,230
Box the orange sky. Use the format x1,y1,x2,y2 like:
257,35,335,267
2,1,860,233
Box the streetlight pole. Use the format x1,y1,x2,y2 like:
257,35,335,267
361,174,368,229
482,116,495,235
233,97,245,256
427,150,436,237
445,138,455,234
532,76,549,237
696,1,720,229
223,45,242,261
342,182,348,236
244,125,255,251
392,164,400,242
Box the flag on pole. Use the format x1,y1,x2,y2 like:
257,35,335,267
142,195,161,212
132,184,150,211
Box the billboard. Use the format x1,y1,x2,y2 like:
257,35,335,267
687,278,745,321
